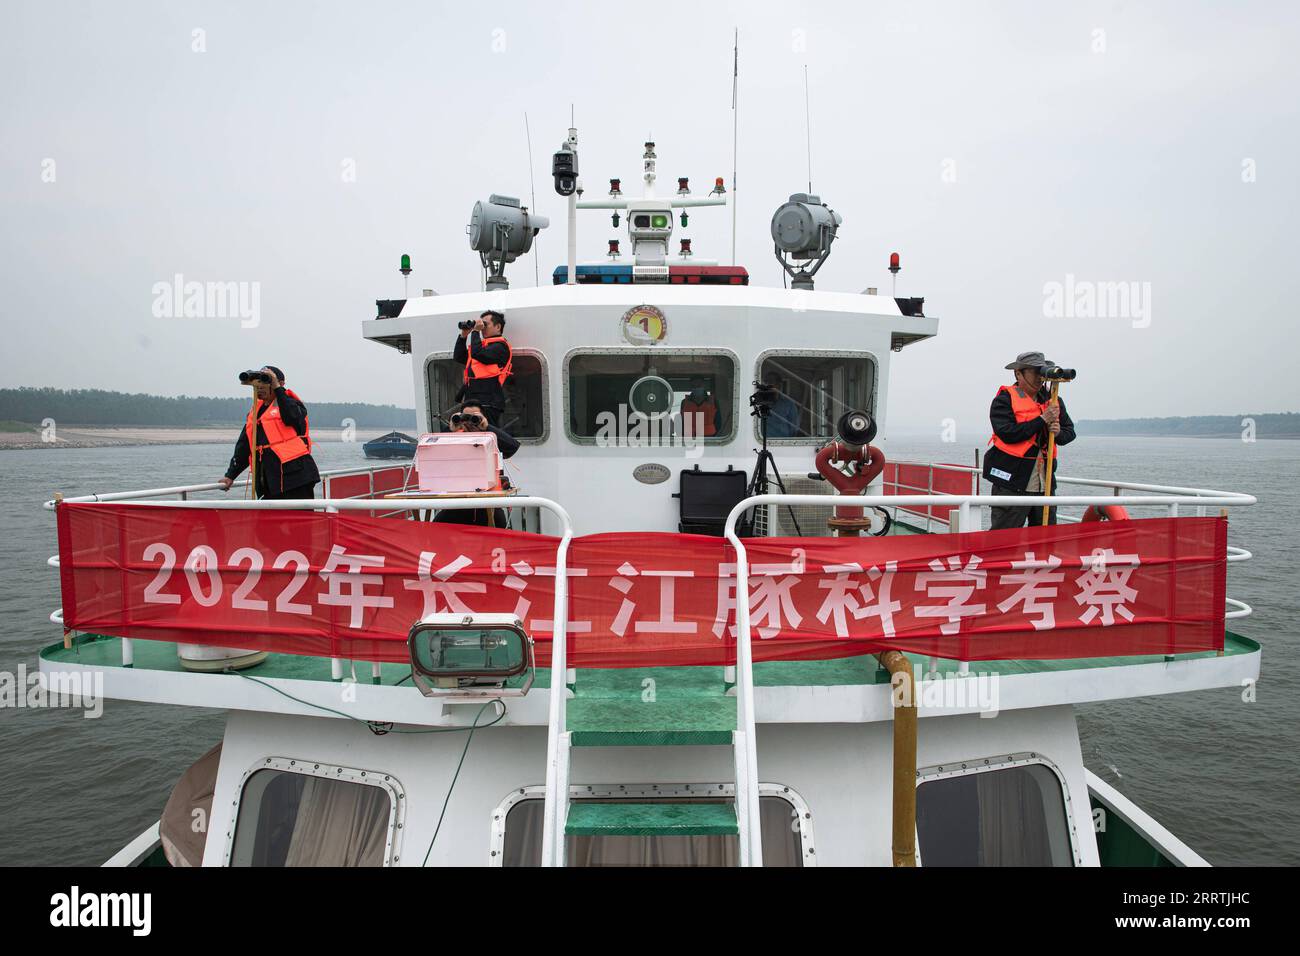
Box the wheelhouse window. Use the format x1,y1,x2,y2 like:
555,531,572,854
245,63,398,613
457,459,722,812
229,767,396,867
755,351,876,442
427,351,548,441
499,796,805,866
566,349,737,444
916,763,1074,866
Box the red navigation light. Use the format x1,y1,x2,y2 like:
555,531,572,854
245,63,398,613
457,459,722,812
680,238,692,255
712,176,726,195
889,252,900,274
608,239,620,258
678,177,690,195
609,178,622,196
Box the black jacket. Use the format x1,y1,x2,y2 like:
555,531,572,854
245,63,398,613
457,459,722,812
484,423,519,460
982,385,1076,492
453,330,511,408
224,388,321,497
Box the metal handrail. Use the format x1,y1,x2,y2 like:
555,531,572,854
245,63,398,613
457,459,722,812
723,486,1257,865
1225,598,1253,620
45,491,577,867
42,462,410,510
881,460,1256,565
886,459,1254,500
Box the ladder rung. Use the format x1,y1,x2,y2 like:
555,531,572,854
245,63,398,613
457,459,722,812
565,801,738,837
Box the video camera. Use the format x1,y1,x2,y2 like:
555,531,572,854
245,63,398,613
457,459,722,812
749,380,780,415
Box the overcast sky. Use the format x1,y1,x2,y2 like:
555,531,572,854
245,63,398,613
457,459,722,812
3,0,1297,430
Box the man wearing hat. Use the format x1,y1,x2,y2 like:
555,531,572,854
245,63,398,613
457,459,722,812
217,365,321,499
983,351,1076,529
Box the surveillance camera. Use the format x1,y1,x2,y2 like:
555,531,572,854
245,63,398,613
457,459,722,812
552,144,578,197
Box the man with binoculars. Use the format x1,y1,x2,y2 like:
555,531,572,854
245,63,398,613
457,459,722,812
983,351,1076,529
453,310,512,426
217,366,320,499
433,401,518,528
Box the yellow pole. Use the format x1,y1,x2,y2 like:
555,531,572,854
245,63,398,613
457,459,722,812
876,650,917,867
1040,381,1060,527
248,386,260,500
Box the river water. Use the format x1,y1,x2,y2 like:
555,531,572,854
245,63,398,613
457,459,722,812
0,435,1295,865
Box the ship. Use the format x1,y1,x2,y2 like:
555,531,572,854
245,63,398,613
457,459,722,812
362,430,418,460
40,133,1257,868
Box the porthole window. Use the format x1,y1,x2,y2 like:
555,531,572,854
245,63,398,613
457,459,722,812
228,760,403,867
916,760,1075,866
491,784,815,867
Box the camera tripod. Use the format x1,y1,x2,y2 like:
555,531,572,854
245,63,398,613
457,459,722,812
746,407,802,536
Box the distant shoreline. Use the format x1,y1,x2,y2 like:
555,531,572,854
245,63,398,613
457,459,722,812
0,426,403,451
1081,432,1299,440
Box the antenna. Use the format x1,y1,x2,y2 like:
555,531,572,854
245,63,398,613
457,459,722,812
731,28,739,267
525,112,539,286
804,64,813,194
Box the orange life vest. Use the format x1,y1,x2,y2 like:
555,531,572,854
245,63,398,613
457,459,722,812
245,388,311,468
988,384,1056,459
681,396,718,437
463,336,513,386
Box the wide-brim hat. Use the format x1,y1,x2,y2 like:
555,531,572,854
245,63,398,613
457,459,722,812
1005,351,1049,371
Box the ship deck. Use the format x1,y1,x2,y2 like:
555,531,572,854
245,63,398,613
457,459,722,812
40,630,1261,728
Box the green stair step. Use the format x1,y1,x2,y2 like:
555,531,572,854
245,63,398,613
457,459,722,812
565,801,738,837
567,696,736,746
571,665,727,698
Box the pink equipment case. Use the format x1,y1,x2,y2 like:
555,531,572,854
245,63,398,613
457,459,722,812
414,432,502,494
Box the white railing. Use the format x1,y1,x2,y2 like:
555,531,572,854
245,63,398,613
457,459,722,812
883,459,1256,528
42,462,416,510
725,483,1257,866
45,487,576,864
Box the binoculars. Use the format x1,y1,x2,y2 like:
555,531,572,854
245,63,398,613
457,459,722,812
1038,365,1077,382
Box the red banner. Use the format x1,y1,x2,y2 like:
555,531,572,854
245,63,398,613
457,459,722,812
55,505,1227,667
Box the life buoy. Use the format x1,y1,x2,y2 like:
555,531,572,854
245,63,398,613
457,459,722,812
1082,504,1130,522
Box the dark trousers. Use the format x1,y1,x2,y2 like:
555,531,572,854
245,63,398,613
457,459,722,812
989,484,1056,530
261,483,316,501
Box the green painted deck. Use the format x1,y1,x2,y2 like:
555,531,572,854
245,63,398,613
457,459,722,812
565,801,738,837
41,631,1259,693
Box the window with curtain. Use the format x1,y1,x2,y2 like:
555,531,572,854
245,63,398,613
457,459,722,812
230,769,393,867
915,763,1074,866
427,352,547,440
500,796,804,866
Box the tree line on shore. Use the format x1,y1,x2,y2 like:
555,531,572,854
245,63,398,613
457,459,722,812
0,387,416,428
1078,412,1299,437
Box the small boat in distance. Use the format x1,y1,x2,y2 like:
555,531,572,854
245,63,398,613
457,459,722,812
362,430,417,459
